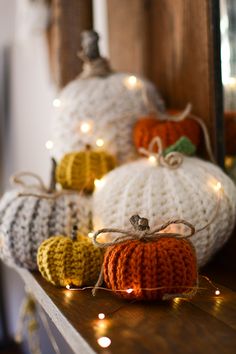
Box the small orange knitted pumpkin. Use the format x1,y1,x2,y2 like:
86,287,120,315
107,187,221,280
133,109,201,152
93,215,198,301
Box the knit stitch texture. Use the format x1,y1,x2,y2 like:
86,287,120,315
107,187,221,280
103,238,197,300
0,189,92,270
56,150,116,192
133,115,200,152
93,157,236,267
51,73,164,163
37,233,103,287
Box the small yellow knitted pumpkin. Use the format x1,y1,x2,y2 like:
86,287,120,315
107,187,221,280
56,146,116,192
37,227,103,287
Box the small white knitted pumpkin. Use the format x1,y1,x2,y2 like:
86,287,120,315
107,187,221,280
0,172,91,270
93,146,236,267
51,31,164,163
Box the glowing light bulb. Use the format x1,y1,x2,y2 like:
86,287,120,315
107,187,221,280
45,140,54,150
124,75,142,89
96,139,104,147
148,155,156,164
80,122,91,134
97,336,111,348
98,313,105,320
88,232,94,238
128,75,137,85
126,288,133,294
215,182,222,192
66,284,71,290
215,289,220,296
94,179,105,189
53,98,61,108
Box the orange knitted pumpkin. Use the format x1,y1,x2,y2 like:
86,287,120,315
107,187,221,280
103,238,197,300
93,215,198,301
133,109,201,152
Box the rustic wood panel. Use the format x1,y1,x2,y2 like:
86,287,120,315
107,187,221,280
50,0,93,87
17,268,236,354
107,0,151,75
107,0,224,164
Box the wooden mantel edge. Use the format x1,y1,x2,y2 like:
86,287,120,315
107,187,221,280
15,267,96,354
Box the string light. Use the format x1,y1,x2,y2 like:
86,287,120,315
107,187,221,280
124,75,142,89
66,285,71,290
215,289,220,296
96,139,104,147
126,288,133,294
45,140,54,150
97,336,111,348
225,156,234,169
80,121,92,134
53,98,61,108
148,155,156,164
215,182,222,192
98,313,105,320
94,179,105,189
88,232,94,238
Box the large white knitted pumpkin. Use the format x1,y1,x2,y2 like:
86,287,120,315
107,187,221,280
51,31,164,163
93,152,236,267
0,173,91,270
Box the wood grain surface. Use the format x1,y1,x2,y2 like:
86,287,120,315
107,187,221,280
50,0,93,87
17,268,236,354
107,0,224,164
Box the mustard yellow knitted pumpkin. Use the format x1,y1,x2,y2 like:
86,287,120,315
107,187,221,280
56,146,116,193
37,228,103,287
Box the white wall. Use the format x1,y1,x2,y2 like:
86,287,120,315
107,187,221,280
1,1,109,353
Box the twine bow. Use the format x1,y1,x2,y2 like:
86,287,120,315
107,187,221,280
139,136,184,169
92,215,195,295
10,171,76,200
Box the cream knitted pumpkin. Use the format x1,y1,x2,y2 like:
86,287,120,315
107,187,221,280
51,31,164,163
0,172,92,270
93,148,236,267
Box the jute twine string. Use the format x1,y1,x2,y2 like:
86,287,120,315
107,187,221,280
79,56,113,79
139,136,184,169
10,171,78,200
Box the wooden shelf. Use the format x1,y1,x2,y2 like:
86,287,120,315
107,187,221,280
16,267,236,354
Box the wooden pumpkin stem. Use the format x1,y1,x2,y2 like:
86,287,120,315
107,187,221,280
78,30,112,78
48,158,57,193
85,144,91,150
80,30,101,61
71,225,78,242
130,215,150,231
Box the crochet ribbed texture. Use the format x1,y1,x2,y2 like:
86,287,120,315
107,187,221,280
51,73,164,163
37,233,103,287
56,150,116,192
103,238,197,300
93,157,236,267
133,115,201,151
0,189,92,270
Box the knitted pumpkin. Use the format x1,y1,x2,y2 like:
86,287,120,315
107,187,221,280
93,215,198,301
37,226,103,287
56,146,116,193
0,171,91,270
93,138,236,267
133,108,201,152
51,30,164,163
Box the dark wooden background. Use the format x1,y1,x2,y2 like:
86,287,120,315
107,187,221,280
48,0,224,165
